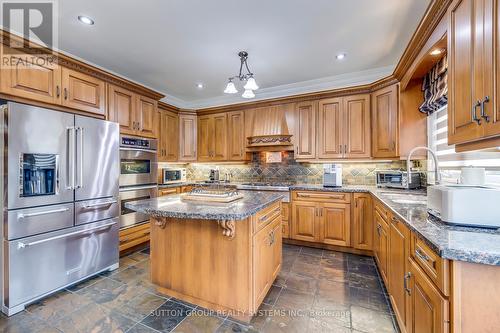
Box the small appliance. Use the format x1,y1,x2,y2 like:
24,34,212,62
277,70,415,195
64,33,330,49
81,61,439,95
427,185,500,228
209,168,220,182
162,168,187,184
376,170,422,189
323,164,342,187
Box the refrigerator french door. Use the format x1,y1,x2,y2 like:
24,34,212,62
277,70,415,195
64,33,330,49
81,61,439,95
2,101,120,315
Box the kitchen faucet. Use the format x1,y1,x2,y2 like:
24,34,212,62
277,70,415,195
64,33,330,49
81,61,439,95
407,146,441,188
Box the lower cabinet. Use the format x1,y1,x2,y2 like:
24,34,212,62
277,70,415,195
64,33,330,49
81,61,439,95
253,215,282,307
407,258,449,333
373,209,390,286
291,201,318,242
281,203,290,238
119,222,150,253
158,187,180,196
352,193,373,250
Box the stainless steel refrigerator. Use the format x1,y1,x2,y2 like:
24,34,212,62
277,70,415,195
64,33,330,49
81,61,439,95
0,101,120,316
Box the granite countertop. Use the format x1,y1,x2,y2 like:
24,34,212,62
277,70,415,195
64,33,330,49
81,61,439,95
158,182,195,188
291,184,500,266
125,190,284,221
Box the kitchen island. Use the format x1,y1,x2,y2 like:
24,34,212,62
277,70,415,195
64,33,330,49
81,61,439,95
125,191,284,322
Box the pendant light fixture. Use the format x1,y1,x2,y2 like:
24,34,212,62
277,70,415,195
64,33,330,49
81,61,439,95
224,51,259,98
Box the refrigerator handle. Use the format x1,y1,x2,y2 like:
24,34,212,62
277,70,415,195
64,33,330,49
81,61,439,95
67,127,76,190
76,127,84,189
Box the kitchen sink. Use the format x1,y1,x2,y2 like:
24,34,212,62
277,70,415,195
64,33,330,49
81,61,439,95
391,199,427,205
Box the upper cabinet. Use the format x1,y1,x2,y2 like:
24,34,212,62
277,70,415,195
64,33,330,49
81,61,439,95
372,85,399,158
197,113,228,162
448,0,500,148
107,84,158,138
158,108,179,162
295,101,317,159
179,113,197,161
0,48,62,105
227,111,247,161
299,94,370,160
61,67,106,116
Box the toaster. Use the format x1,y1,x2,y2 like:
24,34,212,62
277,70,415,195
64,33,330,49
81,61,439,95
427,185,500,228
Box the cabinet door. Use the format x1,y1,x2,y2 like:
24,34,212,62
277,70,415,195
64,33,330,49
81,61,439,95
372,84,399,158
136,95,158,138
61,67,106,115
318,98,343,159
159,110,179,162
448,0,483,144
197,115,213,161
179,114,197,161
344,94,371,158
291,201,318,242
253,223,274,306
228,111,246,160
389,216,411,332
295,101,317,159
352,193,373,251
0,48,62,105
271,218,282,280
212,113,228,161
107,84,136,135
374,210,389,286
320,202,351,247
408,259,449,333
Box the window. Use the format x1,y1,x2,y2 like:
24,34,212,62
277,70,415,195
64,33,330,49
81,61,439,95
427,106,500,185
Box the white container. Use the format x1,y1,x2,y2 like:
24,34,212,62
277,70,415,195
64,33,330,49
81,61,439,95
460,167,485,186
428,185,500,228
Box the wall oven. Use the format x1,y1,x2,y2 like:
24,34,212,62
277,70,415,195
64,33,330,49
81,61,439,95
119,136,158,187
119,185,158,229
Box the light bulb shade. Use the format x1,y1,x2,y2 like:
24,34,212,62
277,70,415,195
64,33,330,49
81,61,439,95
242,89,255,99
224,81,238,94
244,77,259,90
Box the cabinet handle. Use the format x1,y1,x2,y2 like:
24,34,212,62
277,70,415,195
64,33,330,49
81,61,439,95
480,96,490,122
404,272,412,295
344,144,347,154
64,87,68,100
295,146,298,155
472,101,482,125
376,224,381,236
415,248,430,262
391,216,398,224
56,86,60,97
319,208,322,217
339,145,342,154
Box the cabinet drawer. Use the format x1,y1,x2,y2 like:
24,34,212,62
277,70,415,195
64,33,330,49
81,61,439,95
119,223,150,252
292,191,351,203
281,203,290,221
254,201,281,233
374,199,389,221
411,233,449,296
158,187,179,196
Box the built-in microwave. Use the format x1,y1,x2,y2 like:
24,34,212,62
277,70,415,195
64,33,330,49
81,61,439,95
162,168,186,184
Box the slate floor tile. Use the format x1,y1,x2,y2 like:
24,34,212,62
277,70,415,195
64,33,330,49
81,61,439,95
285,272,318,294
262,285,282,306
0,311,62,333
26,290,92,324
141,300,193,332
300,246,324,258
351,305,396,333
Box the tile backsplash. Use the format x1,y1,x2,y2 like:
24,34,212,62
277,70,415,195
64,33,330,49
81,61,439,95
165,152,409,185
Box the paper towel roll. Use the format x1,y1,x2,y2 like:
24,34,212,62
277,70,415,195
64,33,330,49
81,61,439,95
460,167,486,185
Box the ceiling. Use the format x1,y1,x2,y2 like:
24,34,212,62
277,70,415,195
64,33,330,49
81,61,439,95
58,0,431,109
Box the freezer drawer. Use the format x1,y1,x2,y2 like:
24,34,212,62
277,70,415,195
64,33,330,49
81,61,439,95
4,218,119,309
75,197,119,225
6,203,74,240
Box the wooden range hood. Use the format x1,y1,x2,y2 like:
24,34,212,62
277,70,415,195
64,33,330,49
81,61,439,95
246,105,294,152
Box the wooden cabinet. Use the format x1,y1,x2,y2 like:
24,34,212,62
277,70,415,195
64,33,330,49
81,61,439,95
108,84,136,135
291,191,351,246
227,111,246,161
158,187,180,196
388,215,411,332
372,84,399,158
407,258,449,333
295,101,317,159
0,48,62,105
317,98,343,159
107,84,158,138
158,109,179,162
321,202,351,247
179,113,197,161
136,95,158,138
119,223,150,253
374,209,390,286
253,215,281,307
291,201,318,242
344,95,371,158
281,203,290,239
197,113,227,161
352,193,373,250
61,68,106,116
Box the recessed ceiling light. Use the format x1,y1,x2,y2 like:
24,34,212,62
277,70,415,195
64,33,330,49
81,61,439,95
336,53,346,60
430,49,443,56
196,83,204,89
78,16,95,25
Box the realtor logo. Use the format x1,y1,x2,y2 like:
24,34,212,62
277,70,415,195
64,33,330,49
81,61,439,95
1,0,58,52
